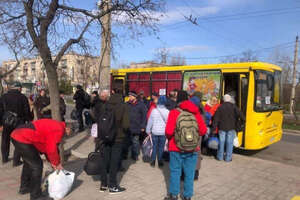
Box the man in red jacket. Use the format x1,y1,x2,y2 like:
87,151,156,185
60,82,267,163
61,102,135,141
164,97,207,200
10,119,71,200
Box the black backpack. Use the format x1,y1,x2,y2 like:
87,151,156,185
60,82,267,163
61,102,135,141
97,104,117,143
2,99,19,127
83,92,91,108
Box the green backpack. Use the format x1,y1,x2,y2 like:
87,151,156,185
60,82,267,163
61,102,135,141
175,108,199,152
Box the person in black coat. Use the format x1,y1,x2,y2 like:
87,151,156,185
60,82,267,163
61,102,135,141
0,82,31,166
59,90,66,122
34,89,51,119
73,85,86,132
212,94,245,162
126,91,147,161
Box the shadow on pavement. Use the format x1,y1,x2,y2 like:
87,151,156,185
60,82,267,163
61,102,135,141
233,147,268,156
64,158,86,193
65,134,90,154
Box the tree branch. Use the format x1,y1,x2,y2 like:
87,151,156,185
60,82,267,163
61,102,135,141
58,3,120,19
23,0,39,45
40,0,58,36
54,19,93,66
0,13,25,24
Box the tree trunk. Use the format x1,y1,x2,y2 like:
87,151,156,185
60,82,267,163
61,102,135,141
44,63,65,164
98,0,111,91
45,63,61,121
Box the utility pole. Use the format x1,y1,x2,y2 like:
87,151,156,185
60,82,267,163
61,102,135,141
290,36,298,114
98,0,111,91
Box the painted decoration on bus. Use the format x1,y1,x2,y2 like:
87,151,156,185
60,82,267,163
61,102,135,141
183,71,221,100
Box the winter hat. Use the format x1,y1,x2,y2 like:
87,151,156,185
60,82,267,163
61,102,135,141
189,96,200,107
128,91,137,97
176,90,188,104
193,91,203,101
157,95,167,105
223,94,232,103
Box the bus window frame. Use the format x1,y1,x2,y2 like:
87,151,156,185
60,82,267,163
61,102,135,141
182,69,223,101
125,71,183,96
254,70,283,113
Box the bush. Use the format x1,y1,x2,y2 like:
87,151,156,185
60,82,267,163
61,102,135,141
59,79,73,95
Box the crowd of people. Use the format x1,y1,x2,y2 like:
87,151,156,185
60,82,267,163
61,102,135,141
0,82,245,200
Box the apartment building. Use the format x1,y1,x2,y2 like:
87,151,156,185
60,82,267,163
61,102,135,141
1,53,99,90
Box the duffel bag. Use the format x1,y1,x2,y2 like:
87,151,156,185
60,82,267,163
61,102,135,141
83,151,102,175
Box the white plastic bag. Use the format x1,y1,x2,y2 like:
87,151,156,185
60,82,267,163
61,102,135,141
91,123,98,137
233,134,240,147
48,170,75,200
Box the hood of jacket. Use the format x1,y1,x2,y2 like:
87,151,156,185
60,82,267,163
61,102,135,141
108,93,123,105
179,100,199,114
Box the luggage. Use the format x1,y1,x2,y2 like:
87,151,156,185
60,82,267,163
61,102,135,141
142,135,153,162
84,110,94,126
48,170,75,200
84,151,102,175
70,109,77,120
207,136,219,150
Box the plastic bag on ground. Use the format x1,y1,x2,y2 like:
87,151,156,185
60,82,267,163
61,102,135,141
233,134,240,147
48,170,75,200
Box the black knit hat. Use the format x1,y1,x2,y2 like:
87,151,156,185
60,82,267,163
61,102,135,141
128,91,137,97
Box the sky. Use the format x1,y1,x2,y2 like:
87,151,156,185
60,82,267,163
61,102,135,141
1,0,300,68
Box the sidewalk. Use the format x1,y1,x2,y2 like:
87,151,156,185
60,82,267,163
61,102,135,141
1,130,300,200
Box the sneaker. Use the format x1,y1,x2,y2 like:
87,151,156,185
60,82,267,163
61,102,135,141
194,170,199,181
19,187,30,195
158,161,164,168
164,194,178,200
150,160,155,167
109,186,126,194
100,184,108,192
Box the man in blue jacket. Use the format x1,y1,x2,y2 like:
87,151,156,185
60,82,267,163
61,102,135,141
126,91,147,161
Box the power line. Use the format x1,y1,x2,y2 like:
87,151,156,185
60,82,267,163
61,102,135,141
160,7,300,31
165,42,294,60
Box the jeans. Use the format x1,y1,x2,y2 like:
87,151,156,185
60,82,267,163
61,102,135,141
1,124,21,164
100,142,123,187
151,134,166,162
217,130,235,162
131,133,140,159
169,151,198,198
12,139,43,200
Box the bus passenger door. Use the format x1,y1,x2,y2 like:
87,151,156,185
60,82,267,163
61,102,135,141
112,77,125,94
240,74,249,147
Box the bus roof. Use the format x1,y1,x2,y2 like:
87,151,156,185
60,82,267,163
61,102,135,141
111,62,281,74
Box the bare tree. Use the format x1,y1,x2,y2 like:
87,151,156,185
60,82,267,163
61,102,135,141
0,0,165,121
170,53,186,66
154,47,170,65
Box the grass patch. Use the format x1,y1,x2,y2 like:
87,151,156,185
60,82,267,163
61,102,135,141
283,122,300,131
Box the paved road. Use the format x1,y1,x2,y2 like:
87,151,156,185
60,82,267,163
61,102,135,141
235,131,300,167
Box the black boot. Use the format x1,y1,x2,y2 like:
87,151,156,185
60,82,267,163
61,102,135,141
182,197,191,200
150,160,155,167
194,170,199,180
164,194,178,200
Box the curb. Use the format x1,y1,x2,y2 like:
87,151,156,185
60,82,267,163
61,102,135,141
70,150,88,159
283,129,300,134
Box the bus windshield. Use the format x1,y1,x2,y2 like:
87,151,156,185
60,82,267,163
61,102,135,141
254,70,282,112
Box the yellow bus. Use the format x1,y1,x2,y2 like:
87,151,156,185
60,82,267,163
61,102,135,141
111,62,283,150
